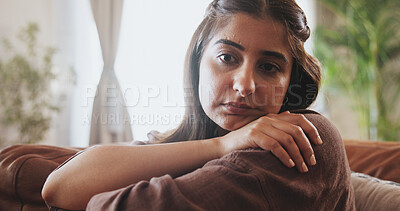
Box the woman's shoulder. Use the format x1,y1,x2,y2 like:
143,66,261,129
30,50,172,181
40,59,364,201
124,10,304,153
288,109,346,171
216,109,350,185
291,109,340,141
206,109,355,210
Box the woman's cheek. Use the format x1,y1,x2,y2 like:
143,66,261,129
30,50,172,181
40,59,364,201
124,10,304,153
273,85,287,107
201,65,230,106
199,82,215,109
269,76,290,105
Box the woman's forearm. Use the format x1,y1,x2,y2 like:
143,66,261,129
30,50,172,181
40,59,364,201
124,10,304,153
42,138,223,210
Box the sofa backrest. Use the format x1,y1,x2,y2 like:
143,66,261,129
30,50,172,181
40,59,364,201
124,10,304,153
344,139,400,183
0,144,81,211
0,140,399,211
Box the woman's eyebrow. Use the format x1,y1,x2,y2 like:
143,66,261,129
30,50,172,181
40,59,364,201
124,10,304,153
214,39,288,64
215,39,245,50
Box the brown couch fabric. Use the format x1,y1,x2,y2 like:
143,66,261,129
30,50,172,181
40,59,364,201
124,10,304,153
85,111,356,211
0,145,81,211
344,140,400,183
0,140,399,210
350,172,400,211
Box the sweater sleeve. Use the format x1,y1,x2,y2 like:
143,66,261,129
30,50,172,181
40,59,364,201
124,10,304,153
86,110,356,211
86,160,271,211
248,110,356,210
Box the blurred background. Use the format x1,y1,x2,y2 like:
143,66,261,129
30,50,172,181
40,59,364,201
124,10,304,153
0,0,399,148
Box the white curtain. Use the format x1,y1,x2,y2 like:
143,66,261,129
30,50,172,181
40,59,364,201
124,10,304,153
89,0,133,145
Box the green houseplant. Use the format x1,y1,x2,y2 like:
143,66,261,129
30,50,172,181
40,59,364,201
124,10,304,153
314,0,400,141
0,23,60,147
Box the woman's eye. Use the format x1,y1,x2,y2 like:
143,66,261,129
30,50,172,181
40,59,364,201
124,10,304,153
218,54,237,64
259,63,280,73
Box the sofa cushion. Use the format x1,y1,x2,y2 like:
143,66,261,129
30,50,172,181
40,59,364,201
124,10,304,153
0,144,81,211
344,139,400,183
1,140,399,210
351,172,400,211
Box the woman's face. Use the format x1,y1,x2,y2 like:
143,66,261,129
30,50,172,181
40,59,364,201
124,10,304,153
199,13,293,131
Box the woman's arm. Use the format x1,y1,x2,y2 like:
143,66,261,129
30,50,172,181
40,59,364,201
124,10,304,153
84,111,355,211
42,111,322,210
42,139,222,210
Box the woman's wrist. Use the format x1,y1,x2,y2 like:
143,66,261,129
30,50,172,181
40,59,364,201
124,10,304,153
205,136,232,158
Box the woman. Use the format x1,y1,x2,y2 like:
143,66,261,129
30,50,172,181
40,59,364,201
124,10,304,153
42,0,355,210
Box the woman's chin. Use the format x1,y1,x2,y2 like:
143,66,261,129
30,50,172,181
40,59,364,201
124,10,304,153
209,110,261,132
217,118,251,131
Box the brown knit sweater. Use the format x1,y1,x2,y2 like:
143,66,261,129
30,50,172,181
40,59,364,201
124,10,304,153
84,110,355,211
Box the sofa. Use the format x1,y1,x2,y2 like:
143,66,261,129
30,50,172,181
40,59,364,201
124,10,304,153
0,140,399,211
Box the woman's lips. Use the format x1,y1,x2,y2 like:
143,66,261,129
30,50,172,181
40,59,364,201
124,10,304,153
222,102,254,114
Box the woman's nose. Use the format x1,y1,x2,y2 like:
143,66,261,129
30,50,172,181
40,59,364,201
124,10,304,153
232,67,256,97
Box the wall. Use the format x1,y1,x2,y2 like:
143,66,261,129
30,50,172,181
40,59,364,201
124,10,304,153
0,0,86,146
315,2,362,140
0,0,60,146
1,0,348,147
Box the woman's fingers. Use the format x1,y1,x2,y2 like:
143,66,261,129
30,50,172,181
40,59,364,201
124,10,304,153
256,122,309,172
271,113,323,146
269,142,296,168
249,130,295,168
223,112,321,173
268,119,316,169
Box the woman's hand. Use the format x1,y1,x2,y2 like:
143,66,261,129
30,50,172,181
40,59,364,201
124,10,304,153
218,111,323,173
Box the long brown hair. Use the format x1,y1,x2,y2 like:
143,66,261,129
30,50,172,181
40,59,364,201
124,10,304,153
158,0,321,143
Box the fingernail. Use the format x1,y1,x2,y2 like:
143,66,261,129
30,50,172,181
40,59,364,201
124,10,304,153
317,136,323,145
310,155,316,166
302,162,309,172
289,159,295,167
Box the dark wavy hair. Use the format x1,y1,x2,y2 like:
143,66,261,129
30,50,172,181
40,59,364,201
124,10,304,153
159,0,321,143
